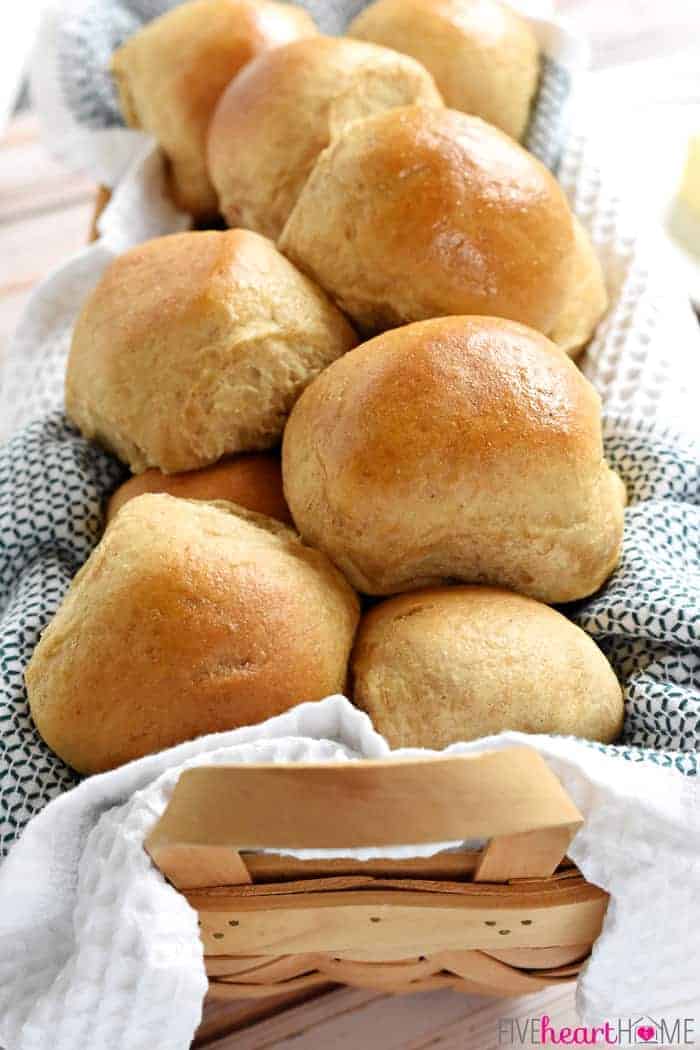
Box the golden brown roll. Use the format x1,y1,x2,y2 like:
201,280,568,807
351,586,624,749
65,229,357,474
26,495,359,774
282,316,626,602
550,216,609,357
111,0,317,217
279,106,577,337
106,454,291,524
207,35,443,239
348,0,539,141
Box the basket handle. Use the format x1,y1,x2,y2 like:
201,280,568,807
146,749,582,888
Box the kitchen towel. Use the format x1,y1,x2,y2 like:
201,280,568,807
0,693,699,1050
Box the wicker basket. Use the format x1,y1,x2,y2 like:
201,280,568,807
146,749,608,999
90,192,607,1001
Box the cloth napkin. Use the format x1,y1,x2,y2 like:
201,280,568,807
0,1,699,1047
1,693,700,1050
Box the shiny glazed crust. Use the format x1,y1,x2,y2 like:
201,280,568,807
279,106,576,336
282,316,626,602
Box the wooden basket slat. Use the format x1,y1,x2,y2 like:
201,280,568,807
438,950,571,994
148,751,584,897
487,944,591,969
205,944,593,982
528,963,586,979
219,954,329,985
204,947,584,999
475,826,579,883
190,866,586,906
208,974,332,1000
196,886,606,957
148,751,581,852
205,955,290,978
189,872,599,909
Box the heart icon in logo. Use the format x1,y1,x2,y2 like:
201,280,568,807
637,1026,655,1042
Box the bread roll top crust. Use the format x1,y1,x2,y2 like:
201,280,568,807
348,0,539,140
26,495,359,773
208,34,443,238
111,0,317,215
279,105,575,335
66,229,357,474
282,315,625,601
351,585,624,748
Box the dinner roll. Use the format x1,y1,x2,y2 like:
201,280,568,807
279,106,577,336
550,217,608,357
207,36,443,239
282,316,625,602
66,229,357,474
26,495,359,773
111,0,317,216
352,587,624,749
349,0,539,141
107,454,291,524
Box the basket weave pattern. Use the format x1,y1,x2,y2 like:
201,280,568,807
147,752,608,998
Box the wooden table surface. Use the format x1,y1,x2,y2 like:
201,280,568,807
2,3,698,1043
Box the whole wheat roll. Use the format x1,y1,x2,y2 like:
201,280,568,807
107,454,291,524
207,35,443,239
65,229,357,474
282,315,625,602
348,0,540,141
279,105,605,346
550,216,609,357
26,495,359,774
351,586,624,749
111,0,317,217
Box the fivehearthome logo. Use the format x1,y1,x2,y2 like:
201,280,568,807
498,1014,696,1046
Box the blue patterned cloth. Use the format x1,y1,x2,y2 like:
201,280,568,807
571,417,700,775
0,410,697,855
0,416,125,854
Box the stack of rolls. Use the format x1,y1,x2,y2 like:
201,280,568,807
25,0,626,774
